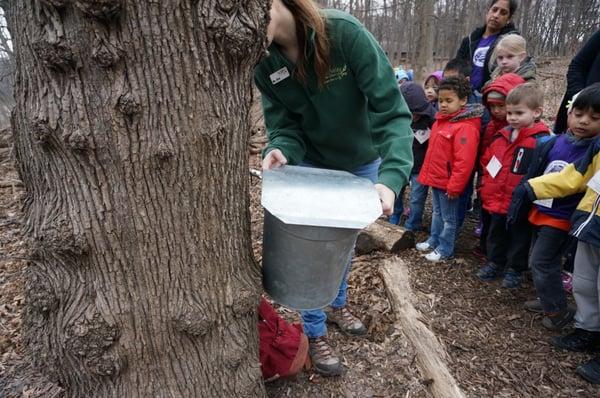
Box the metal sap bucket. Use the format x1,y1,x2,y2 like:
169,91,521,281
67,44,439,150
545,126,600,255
261,165,381,310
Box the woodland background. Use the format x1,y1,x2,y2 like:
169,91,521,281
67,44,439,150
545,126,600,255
0,1,600,127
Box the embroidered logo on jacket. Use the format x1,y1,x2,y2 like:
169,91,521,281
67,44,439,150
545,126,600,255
325,65,348,85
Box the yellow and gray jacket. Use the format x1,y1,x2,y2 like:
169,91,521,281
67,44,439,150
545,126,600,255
527,136,600,248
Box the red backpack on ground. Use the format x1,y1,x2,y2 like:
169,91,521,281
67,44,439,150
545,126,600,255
258,297,310,381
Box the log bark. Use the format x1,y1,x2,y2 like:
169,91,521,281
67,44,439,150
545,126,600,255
356,220,415,255
7,0,269,396
381,258,466,398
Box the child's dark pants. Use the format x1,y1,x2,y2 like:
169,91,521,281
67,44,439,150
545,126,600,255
486,213,531,273
530,225,570,313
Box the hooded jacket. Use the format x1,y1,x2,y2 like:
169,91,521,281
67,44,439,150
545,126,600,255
455,23,519,91
480,73,526,153
400,82,436,173
417,104,484,196
480,121,550,214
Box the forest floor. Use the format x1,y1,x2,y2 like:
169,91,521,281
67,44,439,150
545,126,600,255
2,57,600,397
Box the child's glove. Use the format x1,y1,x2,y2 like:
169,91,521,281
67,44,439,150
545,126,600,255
506,182,536,227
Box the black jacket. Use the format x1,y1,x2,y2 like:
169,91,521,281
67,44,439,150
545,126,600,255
411,115,435,174
455,23,519,92
555,28,600,133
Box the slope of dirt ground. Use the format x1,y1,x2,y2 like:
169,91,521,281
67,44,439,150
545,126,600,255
2,57,600,397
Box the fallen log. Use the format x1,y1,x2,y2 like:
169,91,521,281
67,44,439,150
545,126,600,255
355,220,415,255
381,258,466,398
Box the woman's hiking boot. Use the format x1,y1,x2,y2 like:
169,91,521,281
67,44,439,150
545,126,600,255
552,328,600,353
326,306,367,336
308,337,342,376
542,306,576,331
576,357,600,384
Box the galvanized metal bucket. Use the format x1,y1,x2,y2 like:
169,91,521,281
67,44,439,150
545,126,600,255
261,165,381,310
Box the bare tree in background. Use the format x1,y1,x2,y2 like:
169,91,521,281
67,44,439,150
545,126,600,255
413,0,435,81
0,4,14,129
317,0,600,76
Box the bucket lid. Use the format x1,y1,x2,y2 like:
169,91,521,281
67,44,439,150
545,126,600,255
261,165,382,229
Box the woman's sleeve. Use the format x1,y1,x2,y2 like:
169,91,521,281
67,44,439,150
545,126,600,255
566,28,600,95
455,36,470,62
344,26,413,195
254,73,307,165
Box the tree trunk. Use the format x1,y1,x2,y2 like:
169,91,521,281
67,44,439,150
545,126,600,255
413,0,434,82
7,0,268,396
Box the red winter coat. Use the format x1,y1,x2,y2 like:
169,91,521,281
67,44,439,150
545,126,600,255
480,73,526,155
479,121,550,215
418,104,483,196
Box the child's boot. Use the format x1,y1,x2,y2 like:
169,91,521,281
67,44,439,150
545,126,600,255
501,269,522,289
553,329,600,352
477,262,502,281
577,357,600,384
542,306,576,331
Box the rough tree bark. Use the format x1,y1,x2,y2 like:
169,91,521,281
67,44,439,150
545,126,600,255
6,0,269,396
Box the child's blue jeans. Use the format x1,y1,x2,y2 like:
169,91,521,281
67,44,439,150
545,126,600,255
390,173,428,230
426,188,459,258
404,173,429,231
299,158,381,338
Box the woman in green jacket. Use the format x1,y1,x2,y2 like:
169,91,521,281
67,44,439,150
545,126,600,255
255,0,413,376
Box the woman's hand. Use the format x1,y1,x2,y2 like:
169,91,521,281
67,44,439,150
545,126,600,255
262,149,288,170
375,183,395,216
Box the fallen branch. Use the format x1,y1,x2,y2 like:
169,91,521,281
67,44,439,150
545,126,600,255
355,220,415,255
381,258,466,398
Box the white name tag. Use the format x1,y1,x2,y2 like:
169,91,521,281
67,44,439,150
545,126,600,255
534,198,554,208
588,171,600,194
486,156,502,179
270,67,290,85
414,129,431,144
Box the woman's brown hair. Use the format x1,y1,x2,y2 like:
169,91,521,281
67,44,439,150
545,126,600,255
282,0,330,87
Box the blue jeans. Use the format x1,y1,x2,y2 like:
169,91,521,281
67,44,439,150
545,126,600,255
457,173,475,228
300,158,381,338
404,173,429,231
426,188,459,258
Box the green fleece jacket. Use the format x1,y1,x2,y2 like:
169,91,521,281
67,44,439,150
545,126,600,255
254,9,413,195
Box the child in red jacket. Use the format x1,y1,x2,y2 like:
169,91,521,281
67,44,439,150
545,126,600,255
476,73,527,256
478,83,550,288
416,77,483,262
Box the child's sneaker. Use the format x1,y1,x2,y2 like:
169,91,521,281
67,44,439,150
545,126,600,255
542,306,576,331
424,250,447,262
561,271,573,294
416,241,434,252
502,269,522,289
477,262,501,281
